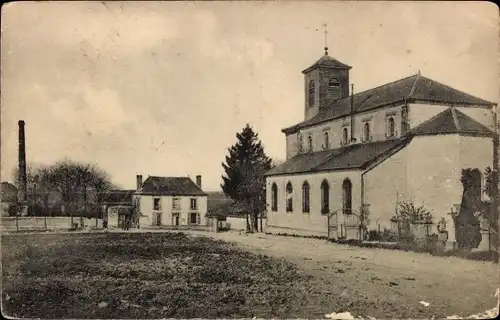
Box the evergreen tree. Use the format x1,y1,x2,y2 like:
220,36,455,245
221,124,273,232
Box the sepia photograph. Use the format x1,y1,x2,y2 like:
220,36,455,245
1,1,499,319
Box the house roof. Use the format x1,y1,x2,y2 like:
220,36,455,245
265,138,408,176
103,190,135,206
283,74,495,134
302,54,352,73
138,176,208,196
1,182,18,202
411,107,495,136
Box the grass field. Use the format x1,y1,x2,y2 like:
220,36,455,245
1,232,312,319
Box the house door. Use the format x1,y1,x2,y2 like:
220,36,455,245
156,212,162,226
172,213,180,226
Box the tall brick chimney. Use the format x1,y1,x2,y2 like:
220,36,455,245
18,120,28,215
136,174,143,191
195,175,202,189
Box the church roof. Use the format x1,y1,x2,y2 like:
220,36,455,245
411,107,495,137
283,74,495,134
302,54,352,73
265,139,408,176
138,176,208,196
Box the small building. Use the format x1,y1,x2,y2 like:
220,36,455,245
1,182,18,217
135,174,208,227
102,189,135,228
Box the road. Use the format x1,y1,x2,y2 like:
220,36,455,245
187,230,499,319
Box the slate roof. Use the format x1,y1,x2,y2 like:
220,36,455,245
265,139,409,176
138,176,208,196
302,54,352,73
411,107,495,136
1,182,18,202
283,74,495,134
103,190,135,206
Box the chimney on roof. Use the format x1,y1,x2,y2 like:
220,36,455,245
136,174,143,191
196,175,202,189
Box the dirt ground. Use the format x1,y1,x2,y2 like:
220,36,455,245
2,229,498,319
186,230,499,319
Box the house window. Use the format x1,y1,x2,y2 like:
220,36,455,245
190,212,200,225
329,78,340,87
308,80,315,107
302,181,310,213
387,117,395,137
153,198,161,210
172,197,181,209
308,135,313,152
190,198,197,210
342,127,349,145
286,182,293,212
363,122,371,142
271,183,278,212
155,212,162,225
321,180,330,214
323,132,330,149
342,178,352,214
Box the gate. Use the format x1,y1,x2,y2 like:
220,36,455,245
327,209,365,241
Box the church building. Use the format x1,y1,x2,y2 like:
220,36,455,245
264,48,497,247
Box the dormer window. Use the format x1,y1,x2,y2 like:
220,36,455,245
328,78,340,87
307,135,313,152
363,122,371,142
342,127,349,145
323,132,330,149
308,80,315,107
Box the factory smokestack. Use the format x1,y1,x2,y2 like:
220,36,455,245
18,120,27,212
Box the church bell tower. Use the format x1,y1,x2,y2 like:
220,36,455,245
302,34,351,121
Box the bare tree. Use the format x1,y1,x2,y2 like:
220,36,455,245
14,159,115,218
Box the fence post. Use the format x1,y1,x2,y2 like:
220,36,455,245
16,214,19,232
44,215,47,230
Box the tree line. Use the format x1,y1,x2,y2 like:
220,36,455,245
10,158,115,217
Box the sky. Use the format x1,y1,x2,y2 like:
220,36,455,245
1,1,498,191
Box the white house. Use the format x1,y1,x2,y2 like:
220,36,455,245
264,49,497,248
134,175,208,227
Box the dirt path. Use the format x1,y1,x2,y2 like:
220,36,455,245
187,230,499,319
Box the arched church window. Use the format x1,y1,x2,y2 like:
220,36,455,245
342,178,352,214
302,181,310,213
321,180,330,214
342,127,349,145
286,182,293,212
387,117,395,137
324,132,329,149
308,80,315,107
363,122,371,142
297,132,304,153
308,135,313,152
271,183,278,212
329,78,340,87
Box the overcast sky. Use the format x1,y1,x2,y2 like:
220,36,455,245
1,1,498,191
